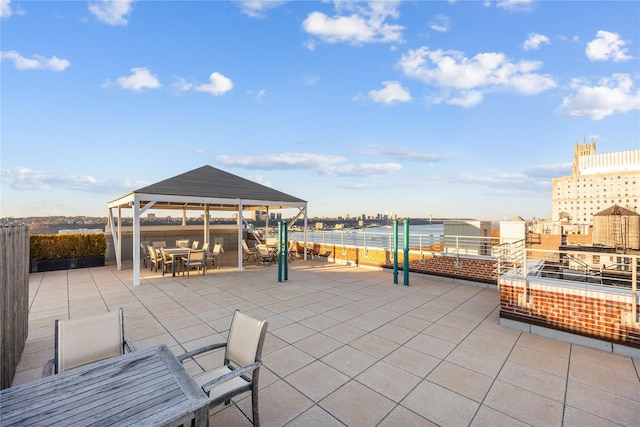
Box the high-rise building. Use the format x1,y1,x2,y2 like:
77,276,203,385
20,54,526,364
551,141,639,224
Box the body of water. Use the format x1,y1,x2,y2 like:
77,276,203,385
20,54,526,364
289,223,444,250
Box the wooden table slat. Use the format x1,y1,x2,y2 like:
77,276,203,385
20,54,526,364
1,356,166,420
33,375,178,426
0,344,209,427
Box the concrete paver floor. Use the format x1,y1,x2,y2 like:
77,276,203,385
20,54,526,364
12,258,640,426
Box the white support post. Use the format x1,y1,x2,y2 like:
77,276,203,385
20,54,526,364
132,199,141,286
303,209,308,261
237,201,243,271
108,208,121,270
204,205,210,247
117,206,122,270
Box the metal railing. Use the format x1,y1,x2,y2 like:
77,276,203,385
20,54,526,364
493,239,526,278
284,229,506,256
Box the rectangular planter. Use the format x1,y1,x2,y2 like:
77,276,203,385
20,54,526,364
75,255,105,269
30,255,105,273
31,258,72,273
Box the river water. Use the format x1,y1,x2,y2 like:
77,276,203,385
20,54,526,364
288,223,445,249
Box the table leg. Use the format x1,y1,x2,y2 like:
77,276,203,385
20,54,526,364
194,406,209,427
172,257,176,277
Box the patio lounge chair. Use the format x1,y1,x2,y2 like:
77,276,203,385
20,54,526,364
182,249,206,276
288,240,298,261
42,308,137,377
256,244,275,265
177,310,268,427
242,239,258,263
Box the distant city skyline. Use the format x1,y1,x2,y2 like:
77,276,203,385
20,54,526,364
2,1,638,220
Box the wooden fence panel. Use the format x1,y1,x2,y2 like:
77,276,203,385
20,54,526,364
0,225,30,389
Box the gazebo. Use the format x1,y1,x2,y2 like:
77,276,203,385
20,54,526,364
107,165,308,286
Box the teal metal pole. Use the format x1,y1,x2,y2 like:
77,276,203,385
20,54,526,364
403,219,409,286
283,221,288,281
277,221,283,282
393,220,398,284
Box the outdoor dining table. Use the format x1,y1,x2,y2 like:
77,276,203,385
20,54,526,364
162,247,191,276
0,344,210,426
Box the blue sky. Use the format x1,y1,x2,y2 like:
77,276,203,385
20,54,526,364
1,0,639,221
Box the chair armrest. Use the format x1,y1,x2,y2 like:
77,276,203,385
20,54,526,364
177,342,227,362
200,361,262,393
125,340,138,352
42,359,54,378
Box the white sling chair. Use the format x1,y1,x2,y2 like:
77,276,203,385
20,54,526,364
178,310,268,426
42,308,137,377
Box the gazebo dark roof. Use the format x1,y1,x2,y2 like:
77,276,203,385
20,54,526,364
135,165,305,203
109,165,306,211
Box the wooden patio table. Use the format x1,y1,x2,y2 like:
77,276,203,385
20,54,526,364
0,344,209,426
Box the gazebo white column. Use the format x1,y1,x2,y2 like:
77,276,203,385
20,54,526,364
132,199,140,286
204,205,210,247
237,201,243,271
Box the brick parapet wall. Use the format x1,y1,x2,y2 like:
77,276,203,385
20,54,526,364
298,243,496,283
500,282,640,346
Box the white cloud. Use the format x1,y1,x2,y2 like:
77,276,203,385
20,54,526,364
0,50,70,71
496,0,534,12
444,169,550,193
1,0,11,18
195,72,233,96
446,90,484,108
523,163,572,179
367,81,412,104
171,76,193,94
586,30,631,62
245,173,271,187
237,0,288,18
303,40,316,51
559,73,640,120
89,0,135,26
429,14,450,33
303,1,404,46
398,47,556,107
523,33,550,51
360,145,446,163
247,89,266,102
214,152,402,177
216,152,345,170
1,167,145,193
114,67,161,91
303,75,320,86
323,162,402,177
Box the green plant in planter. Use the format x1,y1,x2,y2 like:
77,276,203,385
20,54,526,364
30,234,107,260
